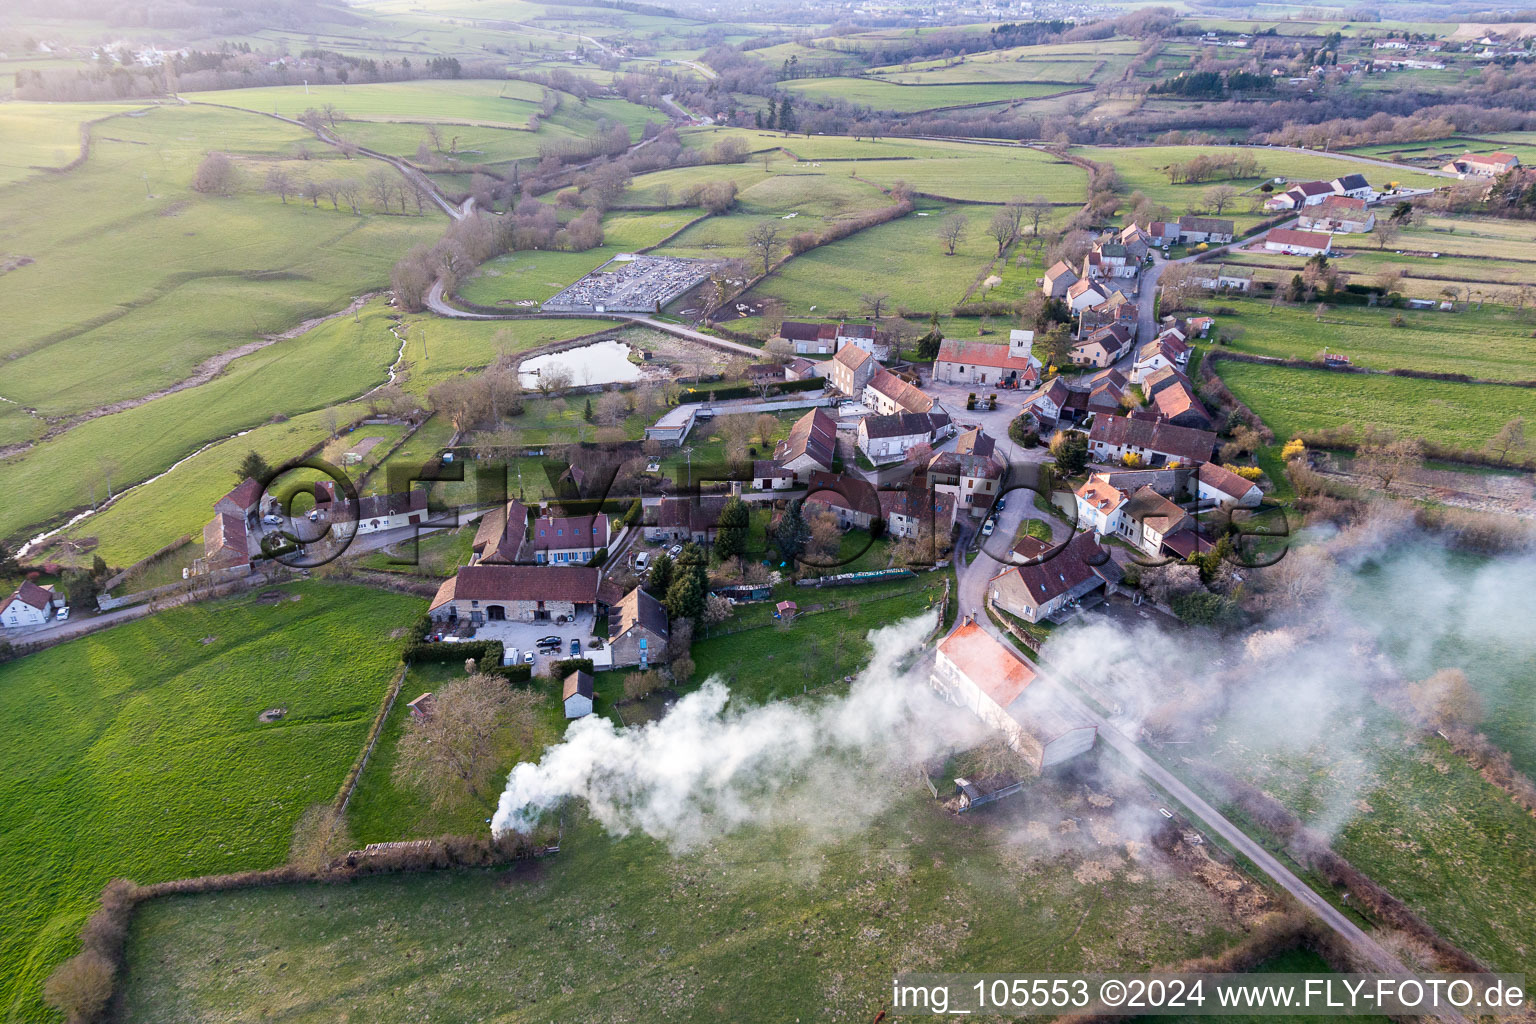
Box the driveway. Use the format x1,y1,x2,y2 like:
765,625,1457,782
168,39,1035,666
470,609,601,676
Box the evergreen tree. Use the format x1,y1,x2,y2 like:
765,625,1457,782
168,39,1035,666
778,96,796,133
648,552,674,596
665,570,705,620
772,499,810,561
714,497,750,561
584,397,594,422
235,450,272,484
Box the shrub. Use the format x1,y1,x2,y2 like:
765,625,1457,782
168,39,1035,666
43,951,115,1024
1224,463,1264,481
1281,438,1306,461
549,657,594,678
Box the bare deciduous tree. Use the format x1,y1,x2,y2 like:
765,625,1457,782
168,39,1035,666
860,291,890,320
393,673,547,810
746,221,782,275
937,212,967,256
265,166,296,204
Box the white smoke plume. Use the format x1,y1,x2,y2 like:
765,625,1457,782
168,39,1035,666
492,610,988,848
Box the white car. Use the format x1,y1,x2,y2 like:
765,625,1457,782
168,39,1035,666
634,552,649,570
55,607,70,621
522,650,536,665
669,544,682,557
261,514,283,526
981,519,995,536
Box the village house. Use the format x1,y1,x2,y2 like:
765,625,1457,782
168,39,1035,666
1065,277,1107,314
1441,151,1520,179
777,320,838,355
1193,461,1264,509
645,495,726,544
928,428,1004,515
1176,215,1235,244
829,343,877,397
931,331,1041,388
879,484,957,541
857,411,952,465
832,322,892,361
1078,298,1139,338
931,621,1097,773
1117,223,1152,258
1120,485,1193,556
863,368,936,416
1084,242,1137,282
1147,373,1214,431
201,512,253,572
563,670,595,718
1131,336,1188,384
773,407,838,481
1041,261,1079,299
213,477,264,529
609,585,668,669
471,499,531,564
1074,477,1128,537
1299,195,1375,233
988,531,1122,623
803,470,880,530
1264,179,1336,211
1088,414,1216,467
1020,377,1070,429
1068,323,1133,368
0,581,67,629
533,511,609,564
1329,173,1373,199
1264,227,1333,256
1139,220,1180,246
429,564,601,625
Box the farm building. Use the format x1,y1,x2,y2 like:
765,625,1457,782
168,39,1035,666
784,356,823,381
645,404,700,447
1175,215,1234,244
773,408,838,480
1440,151,1520,179
1298,196,1375,233
931,622,1097,772
752,460,796,491
609,586,668,669
1264,228,1333,256
429,565,601,625
471,499,532,565
213,477,264,528
322,490,431,537
1188,265,1254,292
931,332,1041,388
563,671,595,719
201,513,252,572
857,411,952,465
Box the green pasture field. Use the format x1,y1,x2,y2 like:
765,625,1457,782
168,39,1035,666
784,75,1073,112
870,55,1105,85
0,102,440,419
457,209,703,308
1201,297,1536,380
0,581,423,1023
1195,683,1536,973
0,100,152,187
1075,145,1444,232
0,400,43,449
120,773,1256,1023
855,148,1088,205
1180,17,1456,35
184,79,548,126
5,303,404,560
1211,359,1536,452
747,201,1008,315
622,161,775,205
1348,544,1536,778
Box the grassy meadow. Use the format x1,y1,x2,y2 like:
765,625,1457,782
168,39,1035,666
120,774,1259,1023
1207,298,1536,380
783,75,1074,112
185,79,550,124
1212,359,1536,452
0,100,154,186
0,582,423,1023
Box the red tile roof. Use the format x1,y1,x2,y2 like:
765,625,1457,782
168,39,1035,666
938,622,1036,708
219,477,263,512
430,565,600,611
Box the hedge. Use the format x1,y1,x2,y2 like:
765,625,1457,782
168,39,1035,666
549,657,595,678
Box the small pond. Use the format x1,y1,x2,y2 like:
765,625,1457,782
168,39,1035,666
519,339,642,389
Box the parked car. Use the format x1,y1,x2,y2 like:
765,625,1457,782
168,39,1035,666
570,638,581,656
634,551,649,570
668,544,682,557
522,650,536,665
307,510,321,522
56,607,70,621
536,635,562,648
261,514,283,525
995,495,1006,511
981,519,995,536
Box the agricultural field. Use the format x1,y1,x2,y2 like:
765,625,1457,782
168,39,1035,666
0,582,423,1023
0,100,153,187
185,79,551,126
4,302,403,564
1202,297,1536,380
747,201,1010,315
120,773,1261,1024
1211,359,1536,453
783,75,1074,113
